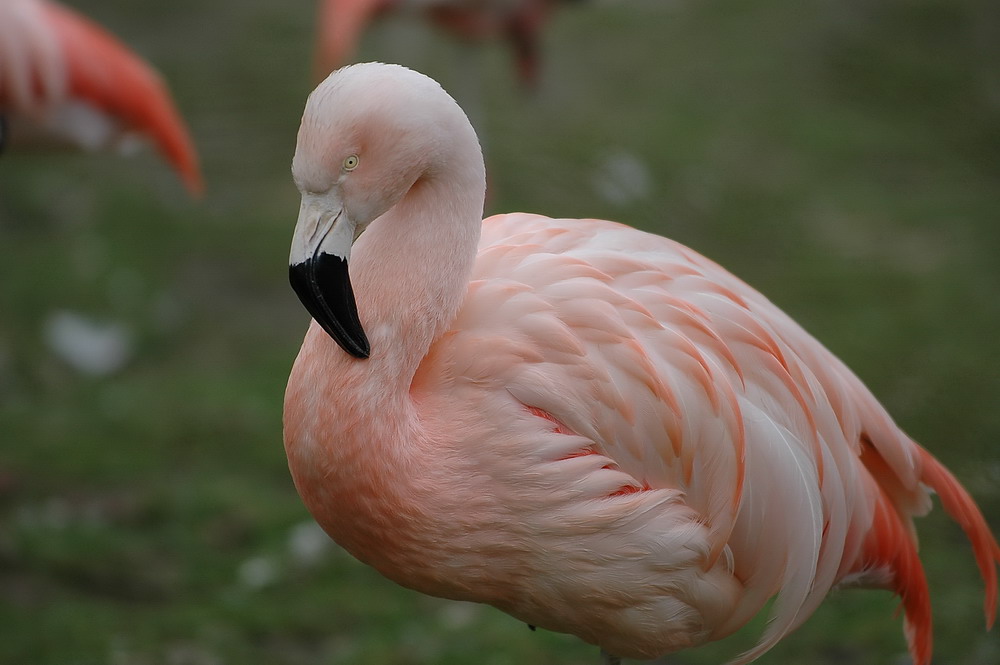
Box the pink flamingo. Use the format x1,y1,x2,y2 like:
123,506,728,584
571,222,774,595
0,0,202,195
283,63,999,664
314,0,581,88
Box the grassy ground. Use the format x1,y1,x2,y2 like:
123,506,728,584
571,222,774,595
1,0,999,663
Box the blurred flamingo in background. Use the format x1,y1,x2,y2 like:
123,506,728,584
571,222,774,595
283,63,999,665
0,0,203,195
315,0,584,88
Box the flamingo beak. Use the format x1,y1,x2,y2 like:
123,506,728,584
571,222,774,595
288,196,370,358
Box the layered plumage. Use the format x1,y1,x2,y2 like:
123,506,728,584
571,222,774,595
315,0,581,87
0,0,202,194
283,62,999,664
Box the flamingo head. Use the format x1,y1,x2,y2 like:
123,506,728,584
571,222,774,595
288,62,471,359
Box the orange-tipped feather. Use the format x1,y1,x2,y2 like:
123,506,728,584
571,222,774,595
863,488,933,665
856,439,1000,665
919,447,1000,627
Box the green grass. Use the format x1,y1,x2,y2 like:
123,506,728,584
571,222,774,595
1,0,999,663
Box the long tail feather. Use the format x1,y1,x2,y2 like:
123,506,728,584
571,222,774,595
857,441,1000,665
865,489,933,665
918,447,1000,628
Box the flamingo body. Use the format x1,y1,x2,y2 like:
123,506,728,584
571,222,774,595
283,63,999,663
0,0,202,194
315,0,577,87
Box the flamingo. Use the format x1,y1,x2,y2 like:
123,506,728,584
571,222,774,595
314,0,582,88
283,62,1000,664
0,0,202,195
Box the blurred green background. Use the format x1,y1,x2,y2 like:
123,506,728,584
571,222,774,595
1,0,999,663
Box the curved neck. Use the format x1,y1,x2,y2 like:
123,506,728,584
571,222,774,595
285,115,487,580
323,137,485,398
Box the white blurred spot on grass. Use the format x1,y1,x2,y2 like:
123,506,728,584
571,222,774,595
592,149,652,206
288,520,333,567
16,497,71,529
44,310,133,377
238,555,280,589
439,601,481,630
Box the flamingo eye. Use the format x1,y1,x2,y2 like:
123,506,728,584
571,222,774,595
343,154,360,171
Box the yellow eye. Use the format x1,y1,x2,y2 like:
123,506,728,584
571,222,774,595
343,154,360,171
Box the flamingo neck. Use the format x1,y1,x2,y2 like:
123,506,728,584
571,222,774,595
329,141,485,397
284,133,485,564
358,182,480,388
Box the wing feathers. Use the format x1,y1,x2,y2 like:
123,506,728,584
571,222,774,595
438,214,996,662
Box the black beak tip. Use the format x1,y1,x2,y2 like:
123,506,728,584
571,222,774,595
321,320,369,359
289,257,370,359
